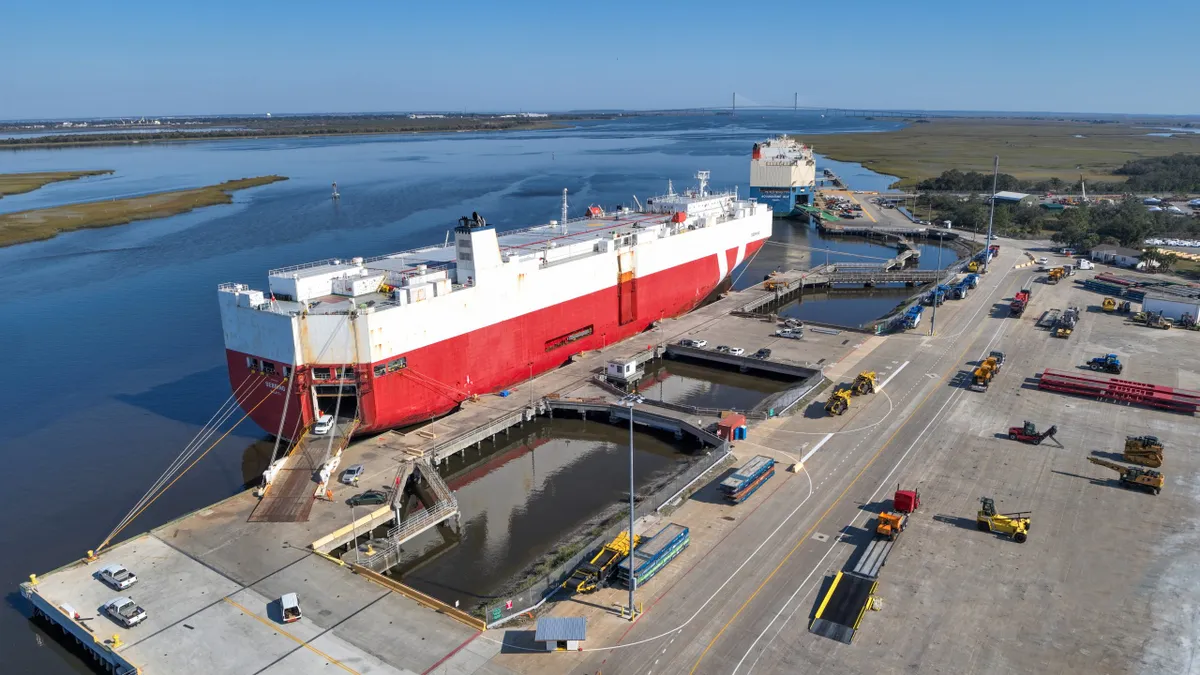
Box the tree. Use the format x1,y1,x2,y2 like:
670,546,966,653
1139,248,1178,273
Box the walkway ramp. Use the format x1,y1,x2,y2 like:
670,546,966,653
357,459,461,572
249,418,356,523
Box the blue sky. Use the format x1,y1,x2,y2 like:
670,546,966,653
3,0,1198,119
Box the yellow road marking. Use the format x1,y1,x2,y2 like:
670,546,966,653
223,597,360,674
846,193,877,222
689,289,1002,673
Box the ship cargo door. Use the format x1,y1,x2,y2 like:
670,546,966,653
313,383,359,421
617,250,637,326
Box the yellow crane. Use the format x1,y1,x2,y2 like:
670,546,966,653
1088,457,1164,495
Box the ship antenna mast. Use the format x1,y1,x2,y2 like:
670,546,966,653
667,179,674,196
561,188,569,229
696,171,710,197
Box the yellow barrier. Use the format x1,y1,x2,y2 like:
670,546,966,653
310,505,392,553
350,564,486,631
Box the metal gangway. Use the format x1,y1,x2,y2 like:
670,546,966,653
357,459,460,571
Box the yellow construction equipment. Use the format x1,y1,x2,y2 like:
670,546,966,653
1088,457,1164,495
1047,267,1065,283
977,497,1031,543
1124,436,1164,467
967,260,981,273
851,371,877,396
1102,297,1117,312
824,388,852,416
875,512,907,541
561,531,641,593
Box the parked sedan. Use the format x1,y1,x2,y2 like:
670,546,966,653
348,489,390,507
752,348,772,359
727,347,745,356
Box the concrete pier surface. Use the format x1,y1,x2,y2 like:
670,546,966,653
29,238,1194,675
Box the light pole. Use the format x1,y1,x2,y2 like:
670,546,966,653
350,504,360,563
984,155,999,275
528,361,534,411
626,400,636,621
930,243,943,336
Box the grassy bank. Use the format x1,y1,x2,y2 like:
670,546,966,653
0,175,287,247
795,119,1200,188
0,170,113,198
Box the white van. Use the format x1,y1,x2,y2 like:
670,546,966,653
1076,259,1094,270
281,593,302,623
312,414,335,435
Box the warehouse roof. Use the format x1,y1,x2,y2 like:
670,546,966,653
1145,290,1200,302
1092,245,1144,258
991,191,1030,202
535,616,587,642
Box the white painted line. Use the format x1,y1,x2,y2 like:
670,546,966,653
876,360,909,391
800,433,835,463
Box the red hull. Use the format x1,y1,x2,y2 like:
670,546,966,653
228,239,766,439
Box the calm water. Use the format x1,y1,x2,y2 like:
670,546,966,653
0,111,950,673
634,359,796,410
395,419,686,606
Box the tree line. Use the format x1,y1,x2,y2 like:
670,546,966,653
917,153,1200,194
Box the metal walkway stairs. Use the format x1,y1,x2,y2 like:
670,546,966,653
357,459,460,572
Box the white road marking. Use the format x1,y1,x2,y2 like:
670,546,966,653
876,360,909,390
800,434,835,463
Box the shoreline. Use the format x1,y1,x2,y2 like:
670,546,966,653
0,175,287,247
0,118,591,151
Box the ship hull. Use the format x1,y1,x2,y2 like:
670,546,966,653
749,186,814,217
228,238,767,439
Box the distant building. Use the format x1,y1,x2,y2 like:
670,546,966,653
990,191,1032,205
1090,245,1143,268
408,114,446,119
1143,292,1200,322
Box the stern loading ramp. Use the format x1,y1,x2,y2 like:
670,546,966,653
249,417,358,522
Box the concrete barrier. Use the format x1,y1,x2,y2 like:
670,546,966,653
350,564,486,632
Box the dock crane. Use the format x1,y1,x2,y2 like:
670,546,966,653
1087,457,1164,495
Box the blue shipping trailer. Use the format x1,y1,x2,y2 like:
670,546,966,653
616,523,689,589
720,455,776,504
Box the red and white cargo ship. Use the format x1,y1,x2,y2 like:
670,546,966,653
218,172,771,439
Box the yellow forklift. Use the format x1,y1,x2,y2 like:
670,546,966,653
977,497,1031,543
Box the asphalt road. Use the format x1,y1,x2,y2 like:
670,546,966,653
565,247,1029,675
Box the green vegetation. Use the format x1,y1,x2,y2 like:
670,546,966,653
917,153,1200,194
793,118,1200,188
0,170,113,198
924,193,1200,247
1113,154,1200,192
0,175,287,247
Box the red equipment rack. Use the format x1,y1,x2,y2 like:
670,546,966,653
1038,369,1200,414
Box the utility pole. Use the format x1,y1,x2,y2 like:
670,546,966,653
984,155,999,274
626,400,637,621
732,92,736,115
350,504,360,563
930,243,943,336
794,92,798,112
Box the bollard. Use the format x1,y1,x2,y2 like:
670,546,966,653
29,574,38,586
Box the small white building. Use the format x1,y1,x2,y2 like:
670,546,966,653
1090,246,1143,268
1142,292,1200,322
606,358,643,384
535,617,586,652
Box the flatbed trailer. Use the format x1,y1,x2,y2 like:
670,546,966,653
1038,369,1200,415
809,572,878,644
616,523,689,589
810,536,897,643
720,455,776,504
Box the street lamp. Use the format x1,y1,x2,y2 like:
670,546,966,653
930,243,943,336
624,398,637,621
350,504,360,563
984,155,999,275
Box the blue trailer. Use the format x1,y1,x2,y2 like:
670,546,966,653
616,523,689,589
902,305,924,329
720,455,776,504
964,273,980,289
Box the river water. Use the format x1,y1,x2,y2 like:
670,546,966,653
0,111,953,673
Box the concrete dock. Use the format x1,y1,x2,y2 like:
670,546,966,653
20,263,864,675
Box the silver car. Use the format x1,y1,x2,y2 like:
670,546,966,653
98,564,137,590
103,597,147,628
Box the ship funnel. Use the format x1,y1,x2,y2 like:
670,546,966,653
752,143,762,160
